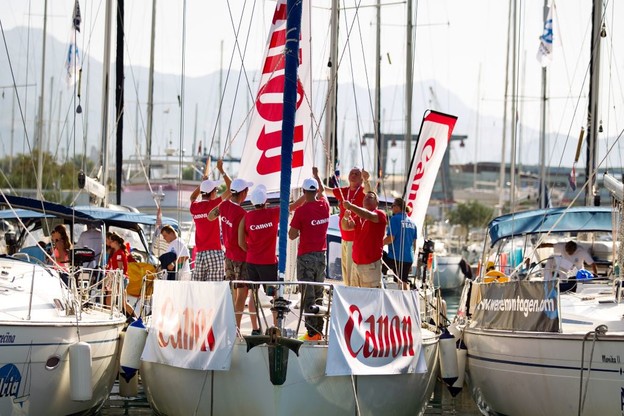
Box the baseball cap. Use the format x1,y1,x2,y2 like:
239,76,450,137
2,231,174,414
200,179,222,194
250,185,268,205
302,178,318,191
230,178,253,193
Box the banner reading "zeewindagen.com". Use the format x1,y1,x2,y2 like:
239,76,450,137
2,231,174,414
470,280,560,332
326,285,427,376
141,281,237,370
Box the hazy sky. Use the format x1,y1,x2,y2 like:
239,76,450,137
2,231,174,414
3,0,624,171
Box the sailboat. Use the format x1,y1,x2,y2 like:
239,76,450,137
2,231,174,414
454,2,624,414
136,1,456,415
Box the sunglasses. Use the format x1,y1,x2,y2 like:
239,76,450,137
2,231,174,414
53,238,61,243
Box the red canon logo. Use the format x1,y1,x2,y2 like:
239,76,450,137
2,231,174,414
407,137,436,204
343,304,415,359
156,298,216,352
254,3,305,175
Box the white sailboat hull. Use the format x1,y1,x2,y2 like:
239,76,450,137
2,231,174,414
142,332,439,416
0,323,122,416
463,282,624,416
464,329,624,415
434,255,465,290
0,258,125,415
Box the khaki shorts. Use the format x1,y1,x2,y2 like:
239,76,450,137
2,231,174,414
352,260,382,288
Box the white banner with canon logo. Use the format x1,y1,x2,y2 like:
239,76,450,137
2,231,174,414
326,285,426,376
141,281,237,370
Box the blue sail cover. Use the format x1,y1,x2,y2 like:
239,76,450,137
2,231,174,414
487,206,614,246
0,195,176,231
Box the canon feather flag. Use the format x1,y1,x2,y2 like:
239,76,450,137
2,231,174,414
537,6,553,67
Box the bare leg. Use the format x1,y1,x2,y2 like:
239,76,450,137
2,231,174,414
234,286,248,328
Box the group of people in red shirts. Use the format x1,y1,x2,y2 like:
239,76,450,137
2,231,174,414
185,161,411,340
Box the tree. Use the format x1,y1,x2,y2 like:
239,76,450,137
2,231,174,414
448,200,494,237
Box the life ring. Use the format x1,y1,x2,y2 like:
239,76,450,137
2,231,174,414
484,270,509,283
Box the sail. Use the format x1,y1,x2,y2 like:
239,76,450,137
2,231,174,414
238,0,314,193
403,110,458,234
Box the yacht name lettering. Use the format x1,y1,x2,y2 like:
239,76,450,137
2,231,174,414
311,218,329,226
602,354,620,364
250,222,274,231
156,298,216,352
476,296,556,317
0,333,15,344
0,364,21,399
343,304,414,359
406,137,436,202
254,1,305,175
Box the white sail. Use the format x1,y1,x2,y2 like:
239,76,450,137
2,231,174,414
238,0,314,192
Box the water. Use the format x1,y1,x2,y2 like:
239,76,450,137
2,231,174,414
99,290,481,415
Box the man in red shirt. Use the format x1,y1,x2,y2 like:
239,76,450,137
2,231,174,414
209,177,253,329
238,185,279,333
289,172,330,341
342,191,387,288
189,159,231,282
320,167,371,286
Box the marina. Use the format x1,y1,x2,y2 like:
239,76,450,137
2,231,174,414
2,0,624,415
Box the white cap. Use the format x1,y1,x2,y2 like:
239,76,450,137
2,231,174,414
302,178,318,191
200,179,222,194
250,185,268,205
231,178,253,193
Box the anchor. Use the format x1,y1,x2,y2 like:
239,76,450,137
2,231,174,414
244,296,302,385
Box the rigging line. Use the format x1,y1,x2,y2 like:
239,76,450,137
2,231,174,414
353,0,379,170
0,19,35,176
214,0,255,160
176,0,187,221
222,0,259,157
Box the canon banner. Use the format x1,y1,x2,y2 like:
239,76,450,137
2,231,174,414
237,0,314,192
404,111,458,234
470,280,560,332
141,281,237,370
326,286,426,376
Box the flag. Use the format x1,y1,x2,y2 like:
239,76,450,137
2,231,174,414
568,165,577,191
403,110,457,235
66,1,81,84
72,0,82,32
537,6,553,67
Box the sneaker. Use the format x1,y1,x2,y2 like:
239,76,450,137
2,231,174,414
251,329,262,336
298,333,322,342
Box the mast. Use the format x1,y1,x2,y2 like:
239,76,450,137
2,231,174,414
374,0,382,188
146,0,157,180
36,0,48,199
115,0,125,205
100,0,114,206
509,0,518,213
497,1,513,214
538,1,548,209
277,0,302,314
585,0,602,206
324,0,339,183
405,0,413,179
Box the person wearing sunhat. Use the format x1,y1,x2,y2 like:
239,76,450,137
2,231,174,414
189,159,231,281
209,176,254,327
289,170,330,341
238,184,280,333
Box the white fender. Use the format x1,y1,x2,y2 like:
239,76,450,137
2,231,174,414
447,339,467,397
438,329,458,387
120,318,148,382
69,342,93,401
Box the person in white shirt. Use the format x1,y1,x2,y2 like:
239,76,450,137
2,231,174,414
77,223,103,266
540,240,598,279
160,225,191,281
